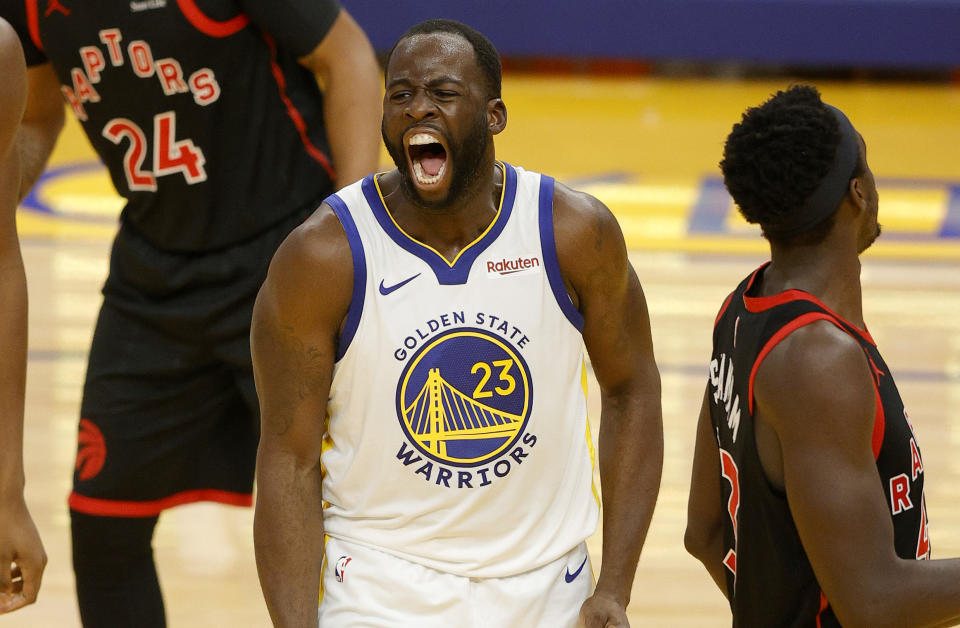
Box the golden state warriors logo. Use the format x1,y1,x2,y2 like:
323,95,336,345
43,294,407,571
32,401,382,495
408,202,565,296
396,328,533,467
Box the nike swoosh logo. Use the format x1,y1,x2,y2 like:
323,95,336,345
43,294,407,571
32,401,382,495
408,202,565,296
564,556,588,583
378,273,420,296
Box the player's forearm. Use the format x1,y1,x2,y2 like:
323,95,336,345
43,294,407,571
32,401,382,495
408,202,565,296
320,43,381,189
254,450,325,628
16,115,62,201
0,262,27,493
595,388,663,605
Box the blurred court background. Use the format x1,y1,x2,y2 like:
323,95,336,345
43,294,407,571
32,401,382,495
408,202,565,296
6,1,960,626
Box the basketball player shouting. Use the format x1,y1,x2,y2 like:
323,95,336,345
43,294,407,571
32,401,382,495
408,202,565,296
0,17,45,615
252,19,664,628
685,85,960,626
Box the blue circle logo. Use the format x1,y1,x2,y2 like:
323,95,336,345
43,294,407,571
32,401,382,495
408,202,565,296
396,328,532,467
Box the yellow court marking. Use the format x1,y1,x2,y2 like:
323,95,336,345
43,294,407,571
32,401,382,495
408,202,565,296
724,186,951,234
27,79,960,261
27,163,960,259
41,170,125,218
16,208,117,240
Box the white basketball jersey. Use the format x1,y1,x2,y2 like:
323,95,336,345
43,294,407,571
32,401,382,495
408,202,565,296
321,163,599,578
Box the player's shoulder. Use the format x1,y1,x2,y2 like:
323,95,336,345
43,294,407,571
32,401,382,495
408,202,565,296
550,179,627,274
552,179,614,227
0,19,26,130
0,17,24,64
755,318,874,431
269,202,352,284
763,318,864,377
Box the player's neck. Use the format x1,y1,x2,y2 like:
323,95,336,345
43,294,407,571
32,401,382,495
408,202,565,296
765,239,865,327
385,160,503,257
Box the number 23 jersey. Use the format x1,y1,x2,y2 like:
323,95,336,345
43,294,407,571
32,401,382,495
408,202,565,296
321,163,600,578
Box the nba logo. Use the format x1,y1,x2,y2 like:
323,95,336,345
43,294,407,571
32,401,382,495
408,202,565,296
334,555,352,583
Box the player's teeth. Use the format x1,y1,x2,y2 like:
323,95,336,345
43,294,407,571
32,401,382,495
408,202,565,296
409,133,439,146
413,161,445,185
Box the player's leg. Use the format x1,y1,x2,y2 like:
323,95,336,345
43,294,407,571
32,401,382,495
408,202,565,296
69,295,255,626
71,511,163,628
69,210,305,626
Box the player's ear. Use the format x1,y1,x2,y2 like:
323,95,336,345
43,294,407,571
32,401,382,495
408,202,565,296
849,177,867,211
487,98,506,135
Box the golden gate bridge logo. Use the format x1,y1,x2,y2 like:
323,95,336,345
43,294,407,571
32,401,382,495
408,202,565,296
396,329,532,466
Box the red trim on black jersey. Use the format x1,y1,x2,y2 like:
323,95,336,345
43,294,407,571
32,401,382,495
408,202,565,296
69,489,252,517
25,0,43,52
176,0,250,38
741,262,765,294
747,311,840,415
742,264,876,347
871,374,886,460
714,290,735,329
816,590,829,628
747,311,886,460
262,33,337,181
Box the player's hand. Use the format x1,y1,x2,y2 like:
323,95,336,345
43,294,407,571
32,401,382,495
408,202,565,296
0,496,46,613
578,590,630,628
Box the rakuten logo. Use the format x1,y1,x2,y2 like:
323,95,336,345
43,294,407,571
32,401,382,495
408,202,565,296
486,256,541,276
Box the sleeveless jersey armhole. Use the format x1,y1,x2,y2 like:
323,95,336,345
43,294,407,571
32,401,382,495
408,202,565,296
747,312,885,459
537,175,584,332
325,193,366,361
714,291,735,329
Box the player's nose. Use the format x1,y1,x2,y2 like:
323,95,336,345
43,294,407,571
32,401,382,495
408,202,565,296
404,90,438,120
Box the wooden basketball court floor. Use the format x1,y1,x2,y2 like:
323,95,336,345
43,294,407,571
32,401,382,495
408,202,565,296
6,76,960,626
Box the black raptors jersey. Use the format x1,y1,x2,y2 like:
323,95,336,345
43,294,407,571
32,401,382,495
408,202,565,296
709,263,929,627
2,0,340,252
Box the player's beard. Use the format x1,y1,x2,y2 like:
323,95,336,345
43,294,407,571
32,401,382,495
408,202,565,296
859,222,882,253
858,191,882,253
383,112,490,211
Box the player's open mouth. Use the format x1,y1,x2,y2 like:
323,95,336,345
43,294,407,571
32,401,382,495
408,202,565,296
406,132,448,186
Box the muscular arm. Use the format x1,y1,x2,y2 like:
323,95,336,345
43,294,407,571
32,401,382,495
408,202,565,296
756,321,960,628
554,183,663,627
17,62,63,199
298,9,381,190
251,205,353,627
684,385,728,596
0,19,45,614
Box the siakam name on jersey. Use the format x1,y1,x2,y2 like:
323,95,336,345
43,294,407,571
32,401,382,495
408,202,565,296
710,352,741,442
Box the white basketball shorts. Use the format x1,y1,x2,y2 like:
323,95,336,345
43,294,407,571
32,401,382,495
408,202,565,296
318,536,594,627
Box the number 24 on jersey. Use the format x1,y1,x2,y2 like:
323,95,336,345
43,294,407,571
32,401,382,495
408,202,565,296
102,110,206,191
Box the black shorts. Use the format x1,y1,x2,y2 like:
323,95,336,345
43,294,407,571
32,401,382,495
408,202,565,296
68,208,312,518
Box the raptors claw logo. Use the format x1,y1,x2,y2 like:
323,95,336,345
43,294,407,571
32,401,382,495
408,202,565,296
75,418,106,481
